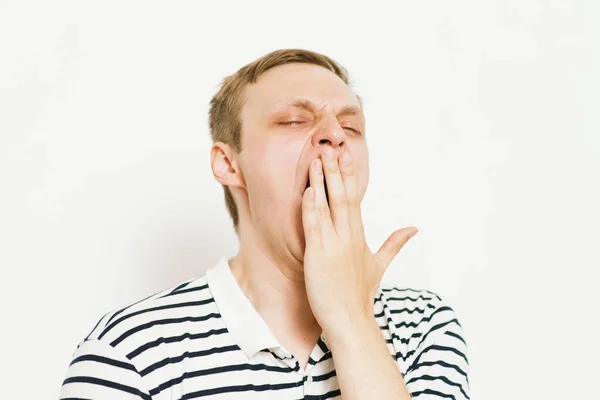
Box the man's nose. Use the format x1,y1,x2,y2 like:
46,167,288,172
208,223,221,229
310,117,347,151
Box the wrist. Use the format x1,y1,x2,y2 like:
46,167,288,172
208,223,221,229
323,315,379,349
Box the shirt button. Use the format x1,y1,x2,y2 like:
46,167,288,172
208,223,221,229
304,374,313,391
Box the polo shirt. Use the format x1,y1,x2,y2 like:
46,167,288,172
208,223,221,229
60,256,470,399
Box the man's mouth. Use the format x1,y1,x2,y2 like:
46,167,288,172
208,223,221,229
304,177,329,205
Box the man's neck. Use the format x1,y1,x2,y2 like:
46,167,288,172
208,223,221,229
228,232,322,352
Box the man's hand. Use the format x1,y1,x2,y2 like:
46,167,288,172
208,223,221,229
301,145,418,335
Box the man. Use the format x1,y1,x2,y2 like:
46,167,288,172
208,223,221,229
60,49,470,399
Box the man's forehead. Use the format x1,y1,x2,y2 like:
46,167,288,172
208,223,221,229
270,98,363,117
244,64,361,114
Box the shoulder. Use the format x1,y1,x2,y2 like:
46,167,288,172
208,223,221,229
377,285,470,398
61,275,215,398
376,284,465,345
82,274,213,353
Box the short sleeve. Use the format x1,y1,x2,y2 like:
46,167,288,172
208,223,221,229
403,297,470,400
59,339,151,400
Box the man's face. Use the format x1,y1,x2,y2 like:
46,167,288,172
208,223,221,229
237,63,369,262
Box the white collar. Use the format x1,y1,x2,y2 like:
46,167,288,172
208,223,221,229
205,256,283,359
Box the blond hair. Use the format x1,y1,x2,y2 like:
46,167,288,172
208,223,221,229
208,48,358,231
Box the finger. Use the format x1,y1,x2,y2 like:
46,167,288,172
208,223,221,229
321,146,350,236
374,227,419,272
338,147,362,235
310,158,335,238
301,187,321,247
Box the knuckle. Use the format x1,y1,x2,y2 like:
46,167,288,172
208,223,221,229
331,194,348,207
304,224,318,235
318,205,330,218
341,164,354,175
347,194,361,206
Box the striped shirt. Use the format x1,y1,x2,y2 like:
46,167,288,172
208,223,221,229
60,256,470,399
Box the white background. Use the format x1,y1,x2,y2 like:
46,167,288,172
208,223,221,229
1,1,598,399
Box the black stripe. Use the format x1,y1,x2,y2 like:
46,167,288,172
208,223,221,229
149,362,295,396
410,388,457,400
260,351,302,372
127,328,229,359
99,299,215,340
179,382,302,399
406,374,469,399
140,344,241,376
62,376,151,400
408,360,468,379
158,280,197,298
318,351,333,364
269,349,295,361
394,306,453,329
390,304,436,314
411,344,468,366
317,337,328,353
381,287,442,301
70,354,137,372
105,292,159,327
313,368,337,382
110,313,221,347
386,295,435,302
166,284,209,297
304,351,333,368
389,330,423,345
395,347,417,362
445,330,467,345
60,398,93,400
376,303,435,318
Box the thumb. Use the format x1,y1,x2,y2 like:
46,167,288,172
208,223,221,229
374,226,419,271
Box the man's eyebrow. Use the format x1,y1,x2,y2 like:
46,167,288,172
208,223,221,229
273,98,363,117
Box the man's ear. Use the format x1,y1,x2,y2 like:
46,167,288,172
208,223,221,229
210,142,246,189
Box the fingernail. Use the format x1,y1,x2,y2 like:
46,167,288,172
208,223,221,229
324,147,334,160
